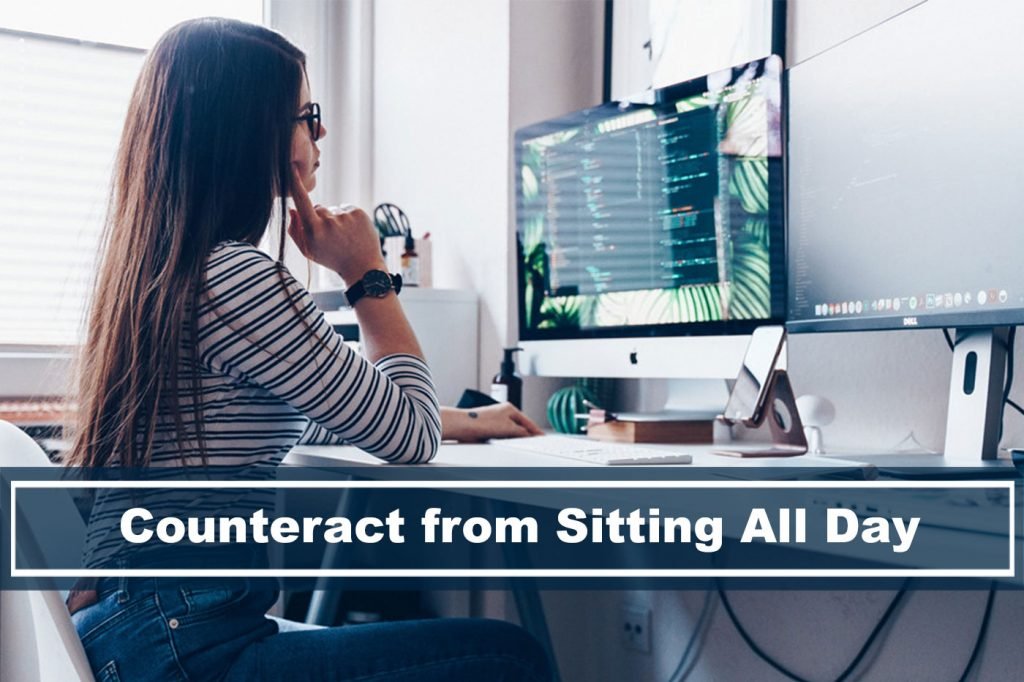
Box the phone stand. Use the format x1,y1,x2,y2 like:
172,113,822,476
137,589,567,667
714,369,808,457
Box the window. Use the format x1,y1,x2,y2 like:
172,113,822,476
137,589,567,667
0,32,142,347
0,1,263,347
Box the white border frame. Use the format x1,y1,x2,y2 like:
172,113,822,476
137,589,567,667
10,479,1016,579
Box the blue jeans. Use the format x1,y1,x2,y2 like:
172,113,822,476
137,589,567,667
71,578,551,681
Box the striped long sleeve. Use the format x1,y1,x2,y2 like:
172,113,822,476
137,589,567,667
82,241,441,567
195,241,441,464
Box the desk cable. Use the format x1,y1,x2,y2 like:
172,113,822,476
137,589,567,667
714,578,910,682
667,589,717,682
712,578,997,682
956,582,996,682
941,328,958,351
998,329,1018,440
1002,329,1022,420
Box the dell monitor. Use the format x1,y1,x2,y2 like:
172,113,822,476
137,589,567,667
514,55,785,415
786,0,1024,459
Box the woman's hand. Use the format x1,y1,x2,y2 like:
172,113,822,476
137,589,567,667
288,166,386,285
441,404,545,443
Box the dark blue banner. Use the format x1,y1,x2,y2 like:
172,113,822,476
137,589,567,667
2,467,1019,590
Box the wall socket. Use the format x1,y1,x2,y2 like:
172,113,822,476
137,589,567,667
620,605,652,653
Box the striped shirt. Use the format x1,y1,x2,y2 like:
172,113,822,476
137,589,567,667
83,241,440,567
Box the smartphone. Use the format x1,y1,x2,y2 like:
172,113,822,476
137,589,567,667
721,326,786,425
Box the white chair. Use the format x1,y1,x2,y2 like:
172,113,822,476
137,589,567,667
0,420,94,681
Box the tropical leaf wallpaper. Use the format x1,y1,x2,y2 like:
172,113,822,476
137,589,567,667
518,62,779,335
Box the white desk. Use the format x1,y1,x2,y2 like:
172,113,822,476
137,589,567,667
286,440,1017,567
286,440,873,471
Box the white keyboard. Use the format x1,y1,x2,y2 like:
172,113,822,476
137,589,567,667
493,435,692,465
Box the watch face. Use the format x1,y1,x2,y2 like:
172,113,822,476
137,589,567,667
363,270,393,297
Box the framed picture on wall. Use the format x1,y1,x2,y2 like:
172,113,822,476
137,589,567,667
607,0,786,100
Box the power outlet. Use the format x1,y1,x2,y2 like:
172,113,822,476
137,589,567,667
620,605,652,653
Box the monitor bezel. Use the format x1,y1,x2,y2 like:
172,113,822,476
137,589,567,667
787,308,1024,334
784,128,1024,334
514,55,787,344
782,17,1024,336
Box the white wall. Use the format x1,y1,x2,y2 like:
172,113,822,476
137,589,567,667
373,0,512,392
543,587,1024,681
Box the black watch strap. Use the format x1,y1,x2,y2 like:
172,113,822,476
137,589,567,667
344,280,367,307
345,270,402,307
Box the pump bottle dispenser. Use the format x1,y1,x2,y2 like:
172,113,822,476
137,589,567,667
400,233,419,286
490,347,523,409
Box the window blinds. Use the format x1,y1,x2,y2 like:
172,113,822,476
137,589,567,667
0,30,143,346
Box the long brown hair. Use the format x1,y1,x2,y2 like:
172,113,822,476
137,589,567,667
68,18,306,469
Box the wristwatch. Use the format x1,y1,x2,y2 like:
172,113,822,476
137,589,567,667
345,270,402,307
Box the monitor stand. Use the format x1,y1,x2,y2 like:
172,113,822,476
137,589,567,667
663,378,732,418
943,327,1010,461
617,378,731,421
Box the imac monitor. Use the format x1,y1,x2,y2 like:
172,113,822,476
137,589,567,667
514,55,786,391
786,0,1024,459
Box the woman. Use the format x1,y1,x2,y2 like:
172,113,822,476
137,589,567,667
67,17,548,682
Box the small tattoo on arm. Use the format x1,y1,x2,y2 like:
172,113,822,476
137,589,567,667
468,411,479,419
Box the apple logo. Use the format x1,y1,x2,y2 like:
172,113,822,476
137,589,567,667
629,350,638,365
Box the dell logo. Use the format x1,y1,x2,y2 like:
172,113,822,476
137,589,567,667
629,350,638,365
902,317,918,326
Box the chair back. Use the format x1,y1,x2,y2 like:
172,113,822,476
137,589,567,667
0,421,94,681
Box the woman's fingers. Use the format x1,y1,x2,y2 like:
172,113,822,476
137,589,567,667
504,424,531,439
496,402,543,436
512,411,544,436
287,168,385,282
290,166,320,228
499,418,533,439
287,209,310,255
483,404,543,439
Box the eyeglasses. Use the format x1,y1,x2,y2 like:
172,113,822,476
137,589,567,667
294,102,321,140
